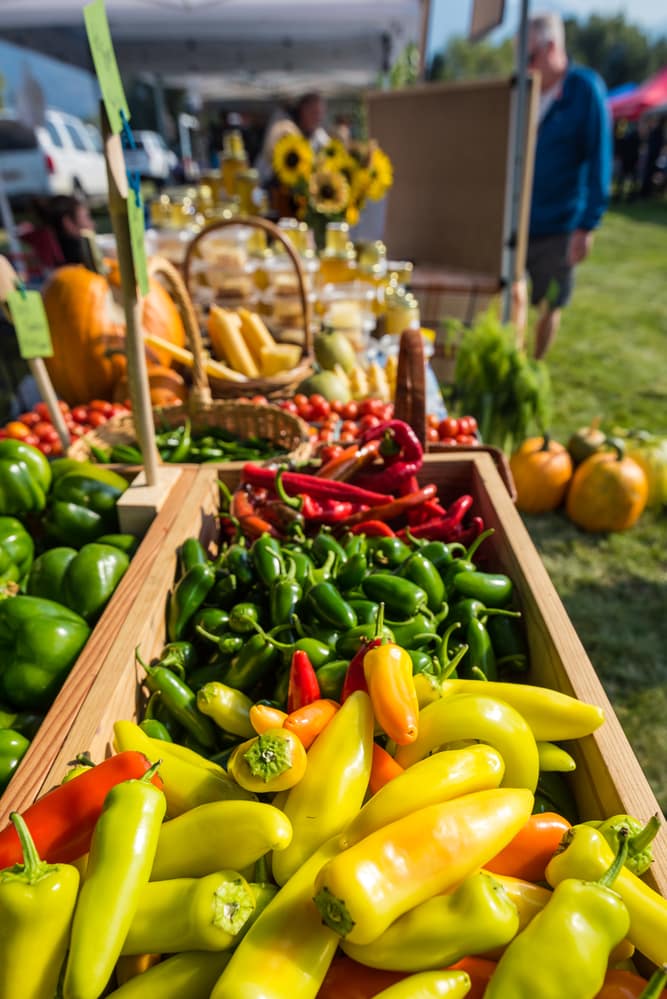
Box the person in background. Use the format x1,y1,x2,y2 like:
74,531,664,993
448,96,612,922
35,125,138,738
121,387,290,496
28,195,95,268
255,91,330,185
521,11,612,359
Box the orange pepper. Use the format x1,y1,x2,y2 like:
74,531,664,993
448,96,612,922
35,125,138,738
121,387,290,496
317,955,408,998
368,742,405,795
249,703,288,735
448,957,497,999
485,811,571,883
282,698,339,750
363,642,419,745
595,968,666,998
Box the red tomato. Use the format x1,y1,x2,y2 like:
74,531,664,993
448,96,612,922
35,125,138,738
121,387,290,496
340,420,359,437
317,427,334,443
4,421,31,440
33,402,51,420
319,444,344,464
297,402,314,422
71,406,90,424
293,393,309,409
426,426,440,443
458,415,477,435
18,411,41,427
33,422,60,443
359,398,386,417
339,432,357,443
309,394,331,421
329,399,344,415
340,401,359,421
87,411,108,428
111,403,129,415
427,413,440,429
359,414,382,432
88,399,114,417
439,436,458,446
0,430,8,440
456,433,478,446
22,433,40,447
279,399,299,415
36,441,53,456
250,395,268,406
50,437,64,455
438,417,459,440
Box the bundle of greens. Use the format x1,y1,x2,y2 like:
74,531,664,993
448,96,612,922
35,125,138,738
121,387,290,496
452,307,552,453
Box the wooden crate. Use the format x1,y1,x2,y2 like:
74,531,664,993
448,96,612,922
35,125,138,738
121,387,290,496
11,453,666,898
0,466,198,825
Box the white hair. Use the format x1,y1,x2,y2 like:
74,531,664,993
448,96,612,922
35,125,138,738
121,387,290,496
528,11,566,51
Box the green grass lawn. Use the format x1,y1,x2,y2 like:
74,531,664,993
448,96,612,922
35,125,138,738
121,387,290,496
520,198,667,811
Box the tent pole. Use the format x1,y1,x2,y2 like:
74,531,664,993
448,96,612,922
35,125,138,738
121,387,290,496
502,0,531,324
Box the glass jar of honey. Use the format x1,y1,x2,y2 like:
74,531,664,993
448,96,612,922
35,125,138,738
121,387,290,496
384,286,421,335
220,129,248,197
318,221,357,285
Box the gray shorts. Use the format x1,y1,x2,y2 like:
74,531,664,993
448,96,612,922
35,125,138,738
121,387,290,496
526,232,574,309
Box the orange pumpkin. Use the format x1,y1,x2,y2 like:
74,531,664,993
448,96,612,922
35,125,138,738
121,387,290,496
42,263,186,405
112,365,187,409
565,440,649,532
509,435,573,514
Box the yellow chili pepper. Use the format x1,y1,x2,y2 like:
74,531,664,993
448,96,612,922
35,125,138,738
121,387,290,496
151,800,293,880
121,869,256,954
439,679,605,740
272,690,374,886
113,720,254,815
313,787,534,945
228,727,307,793
341,870,519,971
537,741,577,772
363,642,419,745
394,693,540,792
486,872,552,932
196,682,256,739
372,970,472,998
341,744,505,849
108,951,232,998
249,702,288,734
545,824,667,966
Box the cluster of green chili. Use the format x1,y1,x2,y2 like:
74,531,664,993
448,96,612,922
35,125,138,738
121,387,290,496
91,422,290,466
0,444,139,795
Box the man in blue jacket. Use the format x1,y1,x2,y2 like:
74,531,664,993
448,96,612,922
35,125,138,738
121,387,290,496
524,12,612,358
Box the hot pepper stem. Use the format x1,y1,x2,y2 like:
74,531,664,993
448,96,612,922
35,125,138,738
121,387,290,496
598,826,630,888
213,877,256,935
640,964,667,999
629,813,662,853
313,884,356,936
217,479,233,512
275,467,303,510
139,760,162,784
465,527,495,562
9,812,44,881
244,733,293,781
374,602,385,640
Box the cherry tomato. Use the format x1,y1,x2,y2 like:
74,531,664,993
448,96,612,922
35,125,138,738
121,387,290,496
339,432,357,443
111,403,130,415
33,402,51,420
317,427,334,443
359,414,382,432
456,433,478,446
340,420,359,437
88,399,114,417
438,417,459,440
4,421,31,440
71,406,90,424
297,402,314,422
427,413,440,429
250,395,268,406
319,444,344,464
36,441,53,456
309,394,331,421
439,436,458,446
426,426,440,443
18,411,41,427
457,416,477,435
22,433,40,447
329,399,344,415
340,401,359,421
359,398,386,417
87,411,108,428
50,437,64,456
279,399,299,415
294,393,309,409
33,422,60,443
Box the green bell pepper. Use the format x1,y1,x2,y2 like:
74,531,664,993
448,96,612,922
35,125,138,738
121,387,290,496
0,517,34,585
0,728,30,792
0,594,90,710
0,440,52,517
27,543,130,624
43,468,129,547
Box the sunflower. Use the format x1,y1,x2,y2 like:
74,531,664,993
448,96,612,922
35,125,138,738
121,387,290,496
273,133,313,187
367,147,393,201
318,139,350,173
308,168,350,216
345,202,360,227
351,166,372,206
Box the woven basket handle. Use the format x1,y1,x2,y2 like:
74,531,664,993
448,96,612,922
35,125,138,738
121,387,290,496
182,215,313,358
147,255,212,405
394,328,427,447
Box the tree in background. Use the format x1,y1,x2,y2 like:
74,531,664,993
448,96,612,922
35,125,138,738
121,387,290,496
430,36,514,81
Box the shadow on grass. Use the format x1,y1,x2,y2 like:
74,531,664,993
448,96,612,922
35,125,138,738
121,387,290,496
608,197,667,227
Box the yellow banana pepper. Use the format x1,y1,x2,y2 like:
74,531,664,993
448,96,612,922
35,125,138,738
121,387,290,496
394,693,539,791
537,741,577,772
113,720,254,815
545,824,667,967
272,690,374,886
372,970,472,998
341,744,505,849
313,787,534,945
151,800,293,880
108,951,233,997
341,870,519,971
228,727,307,793
438,680,604,740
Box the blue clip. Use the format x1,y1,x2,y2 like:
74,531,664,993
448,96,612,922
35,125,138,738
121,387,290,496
119,108,136,149
127,170,142,207
14,278,27,300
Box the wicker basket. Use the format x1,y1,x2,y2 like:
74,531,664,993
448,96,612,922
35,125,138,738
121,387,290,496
67,400,313,465
394,328,517,501
181,215,314,399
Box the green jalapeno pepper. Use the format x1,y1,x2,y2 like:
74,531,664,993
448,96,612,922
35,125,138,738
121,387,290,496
280,548,314,590
220,543,255,589
336,622,395,660
315,660,349,701
398,553,445,612
408,648,438,675
139,718,173,741
368,536,412,568
223,633,280,693
348,599,381,625
487,614,529,672
136,648,217,750
415,539,467,572
341,533,366,557
180,537,209,573
192,608,231,638
361,573,428,619
534,770,579,824
0,729,30,792
307,581,357,631
167,562,216,642
300,620,340,648
209,574,239,610
269,564,302,628
386,611,437,649
196,627,246,658
335,552,369,592
187,663,228,694
156,642,198,677
458,617,497,681
452,570,514,608
251,534,284,587
229,602,262,634
310,531,348,568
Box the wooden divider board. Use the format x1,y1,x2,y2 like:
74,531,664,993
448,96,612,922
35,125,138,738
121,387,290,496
13,454,666,898
0,466,196,824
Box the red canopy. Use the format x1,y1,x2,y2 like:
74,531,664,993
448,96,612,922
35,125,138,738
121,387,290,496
609,67,667,120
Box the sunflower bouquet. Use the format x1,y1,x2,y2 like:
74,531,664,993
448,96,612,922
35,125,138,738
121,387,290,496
272,132,393,246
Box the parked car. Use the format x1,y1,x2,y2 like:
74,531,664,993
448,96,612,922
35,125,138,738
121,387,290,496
0,109,107,206
122,130,178,183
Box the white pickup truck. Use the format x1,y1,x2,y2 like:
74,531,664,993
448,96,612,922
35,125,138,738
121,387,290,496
0,115,50,203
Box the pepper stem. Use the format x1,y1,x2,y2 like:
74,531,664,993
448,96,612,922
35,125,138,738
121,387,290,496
629,814,661,854
465,527,495,563
9,812,45,881
139,760,162,783
374,602,385,640
639,964,667,999
313,885,356,937
243,732,292,781
275,467,302,510
598,825,629,888
212,876,256,935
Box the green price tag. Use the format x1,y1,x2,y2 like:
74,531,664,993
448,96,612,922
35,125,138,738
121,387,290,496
6,289,53,359
127,189,150,296
83,0,130,134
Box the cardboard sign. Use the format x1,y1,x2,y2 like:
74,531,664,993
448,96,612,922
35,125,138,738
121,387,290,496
84,0,130,135
469,0,505,42
127,190,150,296
6,289,53,359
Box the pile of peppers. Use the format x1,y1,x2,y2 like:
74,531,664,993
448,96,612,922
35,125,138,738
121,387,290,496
0,441,139,795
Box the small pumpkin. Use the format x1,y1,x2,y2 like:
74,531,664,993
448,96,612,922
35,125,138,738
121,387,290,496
112,365,188,409
567,417,607,465
565,439,649,532
624,433,667,508
42,262,186,406
509,435,573,514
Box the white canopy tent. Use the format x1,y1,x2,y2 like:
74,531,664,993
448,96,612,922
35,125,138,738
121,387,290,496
0,0,422,100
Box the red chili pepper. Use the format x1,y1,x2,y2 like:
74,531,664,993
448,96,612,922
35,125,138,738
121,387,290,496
286,649,321,714
230,486,280,539
349,521,395,537
317,438,383,481
351,419,424,493
340,637,378,701
397,494,477,540
0,751,164,867
242,463,392,507
341,483,439,528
